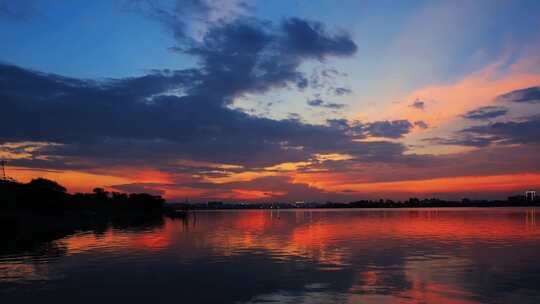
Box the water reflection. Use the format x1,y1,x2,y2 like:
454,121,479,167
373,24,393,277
1,208,540,303
526,209,537,226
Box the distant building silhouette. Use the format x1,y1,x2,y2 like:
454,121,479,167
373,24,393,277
294,201,306,208
525,190,536,201
208,201,224,208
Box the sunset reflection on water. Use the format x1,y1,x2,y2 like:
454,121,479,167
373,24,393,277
1,208,540,304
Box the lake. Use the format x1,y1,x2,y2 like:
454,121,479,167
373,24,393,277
1,208,540,303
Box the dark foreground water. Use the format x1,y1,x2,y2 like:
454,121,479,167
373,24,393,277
1,208,540,303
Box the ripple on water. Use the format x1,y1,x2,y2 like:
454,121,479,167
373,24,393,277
1,208,540,304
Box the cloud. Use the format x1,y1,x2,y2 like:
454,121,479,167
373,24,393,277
2,2,540,202
307,67,352,96
307,99,324,107
280,18,357,60
333,87,352,96
414,121,428,129
462,106,508,120
409,99,425,110
326,119,349,129
496,86,540,103
0,12,362,171
291,142,540,199
462,115,540,145
362,120,414,139
178,16,357,103
423,136,495,148
385,61,540,132
126,0,249,41
0,18,379,171
307,98,346,109
184,175,343,202
324,118,417,139
426,113,540,148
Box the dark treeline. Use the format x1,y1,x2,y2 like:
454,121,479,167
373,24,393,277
0,178,169,255
1,178,165,214
327,197,540,208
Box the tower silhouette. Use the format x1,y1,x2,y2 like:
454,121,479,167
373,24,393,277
1,160,7,180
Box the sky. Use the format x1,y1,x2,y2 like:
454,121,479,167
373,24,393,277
1,0,540,202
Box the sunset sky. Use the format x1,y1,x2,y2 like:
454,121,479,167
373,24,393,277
1,0,540,202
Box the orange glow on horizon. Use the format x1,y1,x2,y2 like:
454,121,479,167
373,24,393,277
8,166,129,193
7,165,540,201
294,172,540,196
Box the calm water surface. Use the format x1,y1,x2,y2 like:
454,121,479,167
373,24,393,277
1,208,540,303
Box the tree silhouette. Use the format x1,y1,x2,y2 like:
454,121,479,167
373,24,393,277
28,178,67,193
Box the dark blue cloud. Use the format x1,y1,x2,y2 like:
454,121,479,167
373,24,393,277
0,70,318,167
307,68,351,96
133,3,357,102
423,136,495,148
497,86,540,103
307,99,325,106
333,87,352,96
307,98,346,109
281,18,357,60
409,99,425,110
125,0,215,41
177,16,357,105
326,119,350,129
429,114,540,147
463,115,540,145
463,106,508,120
0,61,407,170
326,119,417,139
362,120,413,139
0,12,416,174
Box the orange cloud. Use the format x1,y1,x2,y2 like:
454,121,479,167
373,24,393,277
391,62,540,130
264,161,312,171
313,153,355,162
203,170,278,184
129,168,173,184
230,189,286,200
